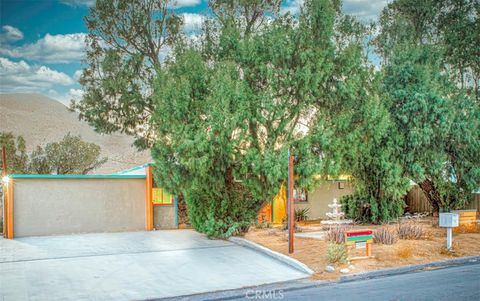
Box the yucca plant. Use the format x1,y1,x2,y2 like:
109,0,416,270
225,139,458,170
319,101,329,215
295,208,310,222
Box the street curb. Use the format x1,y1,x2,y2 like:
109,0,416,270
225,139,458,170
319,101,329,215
228,236,314,275
154,279,327,301
153,256,480,301
339,255,480,282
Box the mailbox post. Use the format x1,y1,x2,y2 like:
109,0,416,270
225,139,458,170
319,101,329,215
439,213,459,250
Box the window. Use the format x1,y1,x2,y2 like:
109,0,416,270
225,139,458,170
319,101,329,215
152,188,174,206
294,188,308,203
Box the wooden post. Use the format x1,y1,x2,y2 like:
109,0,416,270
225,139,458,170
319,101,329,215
145,165,154,231
288,152,294,254
2,146,13,239
366,241,372,257
5,180,13,239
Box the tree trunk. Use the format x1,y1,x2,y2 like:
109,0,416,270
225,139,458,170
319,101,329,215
418,179,442,216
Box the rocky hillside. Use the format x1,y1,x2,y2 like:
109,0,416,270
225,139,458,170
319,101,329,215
0,93,151,174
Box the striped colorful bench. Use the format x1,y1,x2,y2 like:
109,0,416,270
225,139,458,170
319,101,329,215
345,229,374,259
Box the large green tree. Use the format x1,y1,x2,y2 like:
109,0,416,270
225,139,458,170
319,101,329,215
376,0,479,101
151,0,378,237
376,0,480,213
71,0,182,149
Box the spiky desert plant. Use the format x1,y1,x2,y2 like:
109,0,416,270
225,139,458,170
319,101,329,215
374,227,398,245
397,223,423,240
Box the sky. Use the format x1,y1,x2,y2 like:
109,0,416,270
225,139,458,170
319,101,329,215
0,0,389,105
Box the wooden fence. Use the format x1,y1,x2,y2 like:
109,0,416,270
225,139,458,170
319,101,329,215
406,185,480,213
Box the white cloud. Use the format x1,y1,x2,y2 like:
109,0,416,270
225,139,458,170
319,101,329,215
172,0,202,8
59,0,95,7
0,25,24,43
343,0,390,22
60,0,202,8
46,88,84,105
0,57,74,92
0,33,87,64
281,0,304,15
182,13,205,32
73,69,83,81
281,0,389,21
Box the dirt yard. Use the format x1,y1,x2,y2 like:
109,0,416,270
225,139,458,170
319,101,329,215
244,218,480,280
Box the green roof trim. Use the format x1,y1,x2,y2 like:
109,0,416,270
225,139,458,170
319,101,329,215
9,174,146,179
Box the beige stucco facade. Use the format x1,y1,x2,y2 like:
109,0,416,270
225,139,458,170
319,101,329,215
153,205,176,229
294,181,354,220
12,178,146,237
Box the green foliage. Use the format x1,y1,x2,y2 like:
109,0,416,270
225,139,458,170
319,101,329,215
341,193,405,224
151,0,351,238
0,132,29,174
294,208,310,221
29,133,108,175
72,0,183,149
0,132,107,175
326,242,348,264
376,0,480,212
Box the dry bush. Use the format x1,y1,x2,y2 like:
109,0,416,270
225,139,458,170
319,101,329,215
326,226,351,244
374,227,399,245
398,223,423,240
422,229,436,241
397,245,413,259
327,243,348,264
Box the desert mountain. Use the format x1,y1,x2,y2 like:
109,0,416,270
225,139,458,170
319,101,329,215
0,93,151,174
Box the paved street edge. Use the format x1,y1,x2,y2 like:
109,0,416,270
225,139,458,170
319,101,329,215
155,255,480,301
228,236,315,275
339,255,480,282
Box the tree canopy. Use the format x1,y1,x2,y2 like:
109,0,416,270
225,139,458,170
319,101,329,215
1,133,107,175
74,0,480,231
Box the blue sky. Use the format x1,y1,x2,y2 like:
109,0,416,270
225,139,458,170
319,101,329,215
0,0,389,105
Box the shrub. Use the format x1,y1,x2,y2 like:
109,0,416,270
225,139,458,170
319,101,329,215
184,186,260,238
373,227,398,244
326,226,350,244
397,223,423,240
341,193,405,224
295,208,310,222
327,243,348,264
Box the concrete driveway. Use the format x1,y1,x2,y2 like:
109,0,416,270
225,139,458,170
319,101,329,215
0,230,308,300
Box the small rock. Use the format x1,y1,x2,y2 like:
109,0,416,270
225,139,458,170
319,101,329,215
348,265,355,270
325,265,335,273
340,268,350,274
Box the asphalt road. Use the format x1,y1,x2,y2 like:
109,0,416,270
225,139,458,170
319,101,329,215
236,263,480,301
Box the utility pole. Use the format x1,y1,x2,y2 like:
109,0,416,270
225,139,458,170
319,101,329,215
288,150,294,254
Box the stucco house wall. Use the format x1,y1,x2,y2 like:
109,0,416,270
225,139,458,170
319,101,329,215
294,181,354,220
12,177,146,237
153,205,177,229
